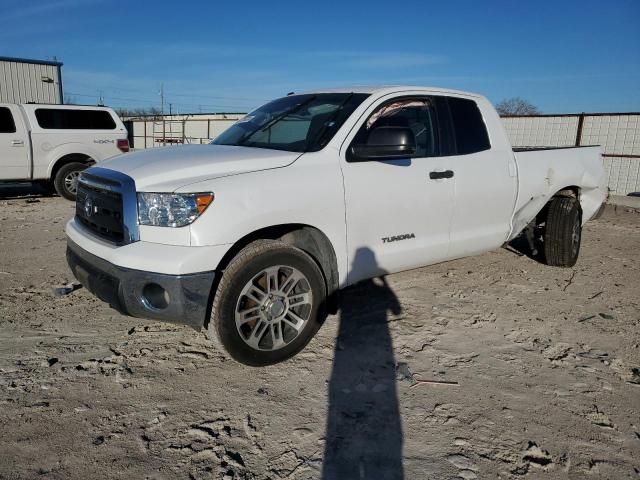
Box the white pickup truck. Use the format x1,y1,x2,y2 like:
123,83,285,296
0,103,128,199
65,86,606,366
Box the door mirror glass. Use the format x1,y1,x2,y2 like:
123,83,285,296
350,126,416,161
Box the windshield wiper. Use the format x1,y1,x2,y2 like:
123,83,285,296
236,95,317,146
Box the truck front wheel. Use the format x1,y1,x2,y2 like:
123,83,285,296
543,196,582,267
53,162,89,201
208,240,327,366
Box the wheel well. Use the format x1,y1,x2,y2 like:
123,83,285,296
536,186,582,225
50,154,94,182
554,186,580,199
215,224,340,313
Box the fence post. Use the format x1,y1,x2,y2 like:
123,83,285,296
207,119,211,140
575,113,585,146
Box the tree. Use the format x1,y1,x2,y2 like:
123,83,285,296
495,97,540,116
114,106,162,119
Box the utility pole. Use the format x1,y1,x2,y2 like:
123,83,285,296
160,83,164,115
169,103,172,116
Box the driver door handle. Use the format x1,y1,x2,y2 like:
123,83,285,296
11,139,25,146
429,170,454,180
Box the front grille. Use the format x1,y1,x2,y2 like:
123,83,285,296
76,178,125,243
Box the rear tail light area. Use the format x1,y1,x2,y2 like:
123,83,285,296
117,139,130,153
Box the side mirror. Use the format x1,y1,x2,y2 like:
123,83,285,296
350,126,416,161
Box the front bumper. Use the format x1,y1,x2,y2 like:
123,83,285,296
66,239,215,330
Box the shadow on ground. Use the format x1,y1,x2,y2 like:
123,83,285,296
323,248,404,480
506,233,545,263
0,183,55,200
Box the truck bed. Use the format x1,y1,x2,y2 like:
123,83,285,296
508,145,607,240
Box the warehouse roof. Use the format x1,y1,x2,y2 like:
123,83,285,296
0,56,63,67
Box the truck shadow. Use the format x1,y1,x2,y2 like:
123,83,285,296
0,183,54,200
322,248,404,480
506,234,546,263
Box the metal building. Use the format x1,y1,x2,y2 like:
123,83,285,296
0,56,63,104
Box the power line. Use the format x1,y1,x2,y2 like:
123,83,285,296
66,83,267,102
65,90,254,111
164,91,268,102
66,91,158,104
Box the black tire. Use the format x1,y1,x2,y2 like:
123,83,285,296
543,196,582,267
53,162,88,200
208,240,327,366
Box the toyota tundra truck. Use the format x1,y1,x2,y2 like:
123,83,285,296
0,103,129,199
65,86,606,366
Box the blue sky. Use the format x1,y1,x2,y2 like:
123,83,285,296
2,0,639,113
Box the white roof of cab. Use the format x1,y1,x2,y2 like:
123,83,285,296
300,85,482,98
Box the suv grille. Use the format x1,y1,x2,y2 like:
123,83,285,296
76,177,125,243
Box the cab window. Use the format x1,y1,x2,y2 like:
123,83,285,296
35,109,116,130
0,107,16,133
351,97,440,158
437,97,491,155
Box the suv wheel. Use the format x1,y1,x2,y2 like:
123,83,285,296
54,162,89,201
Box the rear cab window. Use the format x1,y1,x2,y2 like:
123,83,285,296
0,107,16,133
435,97,491,155
35,109,116,130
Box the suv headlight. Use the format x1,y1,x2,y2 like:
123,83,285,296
137,192,214,227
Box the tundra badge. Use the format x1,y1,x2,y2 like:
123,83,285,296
382,233,415,243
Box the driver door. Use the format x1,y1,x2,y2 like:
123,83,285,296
340,96,454,284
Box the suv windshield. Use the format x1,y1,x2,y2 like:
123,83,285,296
212,93,369,153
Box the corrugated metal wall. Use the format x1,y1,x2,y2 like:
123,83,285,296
502,114,640,195
0,59,62,104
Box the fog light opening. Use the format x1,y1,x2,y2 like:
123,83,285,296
142,283,170,310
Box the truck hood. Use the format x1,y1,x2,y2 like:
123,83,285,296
97,144,301,191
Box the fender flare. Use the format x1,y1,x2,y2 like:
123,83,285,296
46,144,101,179
213,223,341,315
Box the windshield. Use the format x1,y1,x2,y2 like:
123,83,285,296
212,93,369,153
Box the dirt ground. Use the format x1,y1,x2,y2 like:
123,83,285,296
1,184,639,480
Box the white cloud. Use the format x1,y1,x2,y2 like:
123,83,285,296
3,0,104,21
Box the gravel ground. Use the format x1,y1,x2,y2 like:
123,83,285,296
0,185,639,479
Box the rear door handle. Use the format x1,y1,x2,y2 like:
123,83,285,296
11,139,24,146
429,170,454,180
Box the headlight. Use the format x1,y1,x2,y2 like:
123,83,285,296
137,192,214,227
